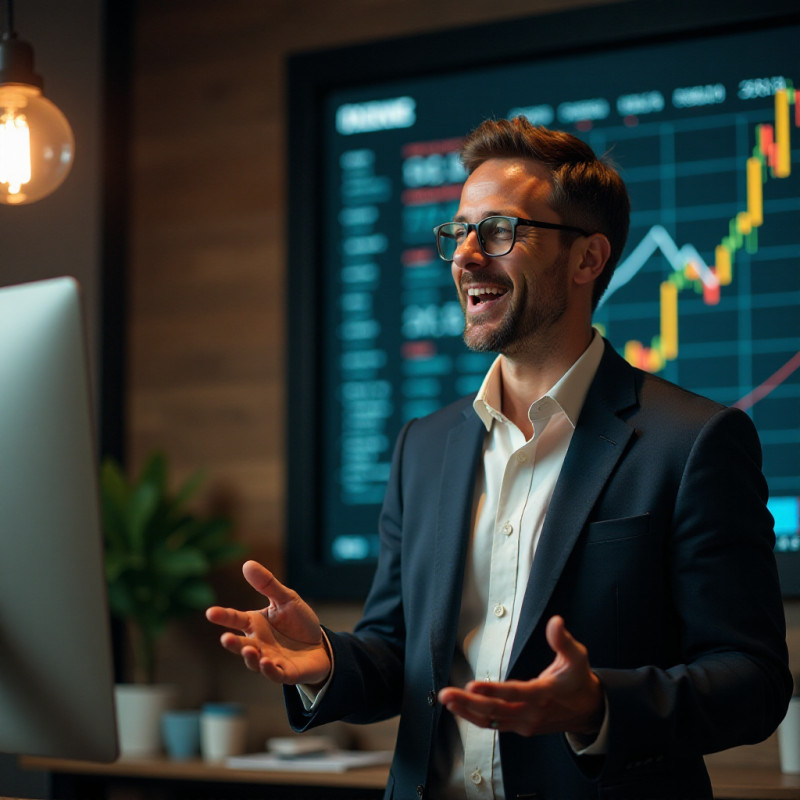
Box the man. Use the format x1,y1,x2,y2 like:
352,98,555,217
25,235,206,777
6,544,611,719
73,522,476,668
207,118,791,799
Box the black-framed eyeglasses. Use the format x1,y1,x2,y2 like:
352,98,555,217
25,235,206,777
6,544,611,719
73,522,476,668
432,215,591,262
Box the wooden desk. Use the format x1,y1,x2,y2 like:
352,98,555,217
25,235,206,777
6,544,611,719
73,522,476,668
20,756,800,800
21,755,388,799
706,764,800,799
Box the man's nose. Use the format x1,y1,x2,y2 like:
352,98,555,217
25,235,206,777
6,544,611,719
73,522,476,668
452,228,487,266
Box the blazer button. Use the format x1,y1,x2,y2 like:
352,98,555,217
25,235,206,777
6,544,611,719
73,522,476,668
427,690,436,706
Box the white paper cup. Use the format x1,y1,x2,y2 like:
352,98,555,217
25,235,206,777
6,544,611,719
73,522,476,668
200,703,247,762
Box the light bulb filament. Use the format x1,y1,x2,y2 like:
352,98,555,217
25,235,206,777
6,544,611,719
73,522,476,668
0,112,32,197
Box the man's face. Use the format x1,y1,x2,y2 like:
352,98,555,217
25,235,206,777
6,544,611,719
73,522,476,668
450,158,572,356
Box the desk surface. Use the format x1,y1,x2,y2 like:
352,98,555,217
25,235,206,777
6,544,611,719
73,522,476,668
19,756,800,799
20,754,389,790
706,765,800,799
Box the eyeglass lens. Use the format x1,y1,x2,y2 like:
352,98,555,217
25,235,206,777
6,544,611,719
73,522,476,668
436,216,515,261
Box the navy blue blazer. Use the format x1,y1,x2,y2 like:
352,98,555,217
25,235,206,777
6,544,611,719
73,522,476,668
287,342,791,800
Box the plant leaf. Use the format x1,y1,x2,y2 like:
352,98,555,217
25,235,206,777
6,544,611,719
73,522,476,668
172,469,206,508
154,546,209,577
139,452,168,496
127,483,159,554
177,579,216,609
100,449,247,682
207,542,247,564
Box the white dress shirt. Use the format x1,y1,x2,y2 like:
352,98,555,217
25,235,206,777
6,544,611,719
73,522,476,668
448,332,605,799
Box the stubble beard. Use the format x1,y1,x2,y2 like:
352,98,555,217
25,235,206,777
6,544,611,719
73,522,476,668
461,250,570,356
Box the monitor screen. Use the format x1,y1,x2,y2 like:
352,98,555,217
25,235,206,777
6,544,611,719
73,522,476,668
287,0,800,599
0,277,118,762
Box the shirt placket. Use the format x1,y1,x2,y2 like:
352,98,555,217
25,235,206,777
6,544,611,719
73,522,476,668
463,433,535,799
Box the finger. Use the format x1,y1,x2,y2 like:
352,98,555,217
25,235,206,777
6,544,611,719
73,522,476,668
242,560,296,605
467,679,546,702
442,697,495,728
241,644,264,672
219,631,254,656
438,687,501,720
206,606,254,632
219,631,268,673
446,703,502,730
255,652,313,685
259,657,298,684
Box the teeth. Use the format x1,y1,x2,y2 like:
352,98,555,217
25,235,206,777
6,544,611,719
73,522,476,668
467,287,505,296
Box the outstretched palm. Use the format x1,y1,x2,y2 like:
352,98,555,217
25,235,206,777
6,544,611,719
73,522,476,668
206,561,331,686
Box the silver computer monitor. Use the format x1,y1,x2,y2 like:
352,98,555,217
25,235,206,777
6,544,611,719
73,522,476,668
0,276,118,762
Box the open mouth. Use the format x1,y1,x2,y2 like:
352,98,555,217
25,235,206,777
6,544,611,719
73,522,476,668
466,286,509,307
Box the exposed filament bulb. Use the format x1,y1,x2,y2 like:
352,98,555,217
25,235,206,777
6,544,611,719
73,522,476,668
0,108,32,199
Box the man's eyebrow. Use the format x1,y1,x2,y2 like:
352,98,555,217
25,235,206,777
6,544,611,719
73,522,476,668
452,211,512,223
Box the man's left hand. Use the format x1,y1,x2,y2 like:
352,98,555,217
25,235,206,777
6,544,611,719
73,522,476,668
438,615,604,737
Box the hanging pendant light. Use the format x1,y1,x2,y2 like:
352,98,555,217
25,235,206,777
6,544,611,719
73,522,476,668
0,0,74,205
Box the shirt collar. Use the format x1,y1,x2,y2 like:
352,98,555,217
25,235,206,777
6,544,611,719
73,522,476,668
473,331,605,432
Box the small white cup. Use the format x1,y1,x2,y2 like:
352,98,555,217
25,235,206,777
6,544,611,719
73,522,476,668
200,702,247,762
778,697,800,774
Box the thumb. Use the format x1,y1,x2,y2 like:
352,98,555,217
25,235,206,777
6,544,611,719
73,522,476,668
545,615,584,670
242,560,291,603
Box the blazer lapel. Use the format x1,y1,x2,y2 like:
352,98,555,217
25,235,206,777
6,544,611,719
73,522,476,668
509,345,639,669
430,406,485,686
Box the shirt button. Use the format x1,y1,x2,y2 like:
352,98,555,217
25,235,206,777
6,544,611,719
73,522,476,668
494,603,506,618
516,452,527,463
501,521,513,536
470,768,482,785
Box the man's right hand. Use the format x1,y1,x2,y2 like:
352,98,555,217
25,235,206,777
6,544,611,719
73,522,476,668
206,560,331,687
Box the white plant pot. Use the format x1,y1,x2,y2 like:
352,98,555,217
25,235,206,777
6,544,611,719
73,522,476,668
114,684,176,757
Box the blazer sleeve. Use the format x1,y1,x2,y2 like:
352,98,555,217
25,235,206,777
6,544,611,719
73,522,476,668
285,419,414,731
593,406,792,777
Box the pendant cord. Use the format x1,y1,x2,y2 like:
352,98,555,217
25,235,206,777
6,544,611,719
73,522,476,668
1,0,15,41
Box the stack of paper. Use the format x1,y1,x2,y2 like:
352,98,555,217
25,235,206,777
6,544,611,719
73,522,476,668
226,749,393,773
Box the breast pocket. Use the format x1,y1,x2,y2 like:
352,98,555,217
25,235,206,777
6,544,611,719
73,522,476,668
580,512,668,663
583,513,658,585
586,513,651,544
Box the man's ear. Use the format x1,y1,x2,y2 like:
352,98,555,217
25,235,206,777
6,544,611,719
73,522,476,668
573,233,611,287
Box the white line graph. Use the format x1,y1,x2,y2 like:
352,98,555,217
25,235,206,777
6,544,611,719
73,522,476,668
598,224,720,310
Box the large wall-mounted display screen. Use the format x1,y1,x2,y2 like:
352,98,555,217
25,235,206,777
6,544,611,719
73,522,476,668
287,0,800,599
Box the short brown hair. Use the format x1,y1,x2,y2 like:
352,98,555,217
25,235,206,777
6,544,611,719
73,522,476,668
460,117,630,309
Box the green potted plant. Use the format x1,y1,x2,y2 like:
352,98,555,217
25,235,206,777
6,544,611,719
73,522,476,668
100,451,245,755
